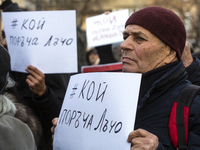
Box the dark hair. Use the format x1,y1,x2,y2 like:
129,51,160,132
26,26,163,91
86,48,98,65
1,30,5,39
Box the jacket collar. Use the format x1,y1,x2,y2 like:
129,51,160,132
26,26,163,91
137,60,187,110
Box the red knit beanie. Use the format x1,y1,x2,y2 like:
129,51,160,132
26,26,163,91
125,6,186,59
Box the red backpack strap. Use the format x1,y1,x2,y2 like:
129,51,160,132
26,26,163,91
169,85,200,150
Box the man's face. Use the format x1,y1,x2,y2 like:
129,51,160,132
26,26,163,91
121,25,171,73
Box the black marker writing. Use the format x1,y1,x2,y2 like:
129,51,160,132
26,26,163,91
94,108,107,132
78,80,108,103
21,18,45,30
96,82,108,102
44,35,73,46
10,36,39,47
11,19,18,29
59,108,122,134
94,109,122,133
70,84,78,99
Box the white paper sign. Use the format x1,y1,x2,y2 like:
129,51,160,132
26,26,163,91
53,72,141,150
2,10,78,74
86,9,129,48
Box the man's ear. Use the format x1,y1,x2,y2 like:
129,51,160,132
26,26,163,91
164,49,178,64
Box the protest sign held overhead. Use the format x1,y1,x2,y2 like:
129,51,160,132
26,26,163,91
86,9,129,48
53,72,141,150
2,10,78,74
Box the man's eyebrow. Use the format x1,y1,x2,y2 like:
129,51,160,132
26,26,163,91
131,31,148,38
122,30,148,38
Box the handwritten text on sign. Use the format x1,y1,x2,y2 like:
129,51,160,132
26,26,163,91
86,9,129,48
53,72,142,150
2,11,77,73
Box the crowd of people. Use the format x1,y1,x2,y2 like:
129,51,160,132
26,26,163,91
0,0,72,149
1,0,200,150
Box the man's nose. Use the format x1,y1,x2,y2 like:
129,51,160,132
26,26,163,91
120,37,131,52
120,40,126,51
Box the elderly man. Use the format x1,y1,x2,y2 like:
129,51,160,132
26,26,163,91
52,7,200,150
121,7,200,150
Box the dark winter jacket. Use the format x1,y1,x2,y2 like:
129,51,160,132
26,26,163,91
135,60,200,149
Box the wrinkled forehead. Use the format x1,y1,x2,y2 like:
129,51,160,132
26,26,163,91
123,24,162,42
